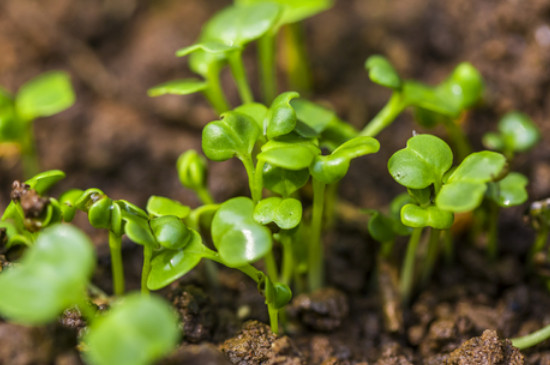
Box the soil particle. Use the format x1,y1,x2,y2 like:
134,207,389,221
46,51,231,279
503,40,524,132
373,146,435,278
374,342,414,365
59,308,87,337
167,284,216,343
0,322,81,365
10,180,49,220
158,343,231,365
446,329,524,365
219,320,304,365
289,287,349,331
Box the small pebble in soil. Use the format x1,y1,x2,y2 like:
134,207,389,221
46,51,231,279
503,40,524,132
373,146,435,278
446,329,524,364
289,287,349,331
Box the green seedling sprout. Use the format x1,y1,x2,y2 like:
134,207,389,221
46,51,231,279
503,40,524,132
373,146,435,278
177,149,214,204
526,198,550,267
0,72,75,177
388,134,507,303
362,56,483,160
149,3,282,113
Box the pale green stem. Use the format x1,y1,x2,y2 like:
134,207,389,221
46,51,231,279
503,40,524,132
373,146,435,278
442,229,454,264
108,231,125,296
400,227,422,304
264,251,279,283
308,178,326,292
228,51,253,104
512,324,550,350
258,32,277,104
141,245,153,295
360,93,406,137
253,159,266,203
487,201,500,261
240,156,259,202
283,23,312,94
196,185,215,205
268,305,279,335
324,182,339,230
280,231,294,286
203,66,230,114
421,228,441,286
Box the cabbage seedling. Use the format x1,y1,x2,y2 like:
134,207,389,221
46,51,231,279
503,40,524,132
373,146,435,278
177,149,214,204
526,198,550,267
0,72,75,177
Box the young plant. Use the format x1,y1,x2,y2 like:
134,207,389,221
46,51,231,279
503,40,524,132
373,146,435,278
177,149,214,204
362,56,483,160
388,134,507,302
0,72,75,177
526,198,550,267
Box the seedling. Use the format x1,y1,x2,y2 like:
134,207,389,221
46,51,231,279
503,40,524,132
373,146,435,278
388,134,507,302
0,72,75,177
362,55,483,160
177,149,214,204
526,198,550,267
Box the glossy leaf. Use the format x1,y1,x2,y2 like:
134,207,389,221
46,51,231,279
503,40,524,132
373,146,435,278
116,200,149,220
258,134,320,170
320,117,359,150
365,55,402,90
147,229,207,290
236,0,333,25
147,196,191,219
147,79,208,97
265,91,299,139
123,215,156,248
233,103,268,131
84,294,180,365
202,111,260,161
401,204,454,229
176,41,239,58
388,134,453,189
446,151,507,184
254,197,302,229
310,136,379,183
58,189,83,222
436,181,488,213
177,150,209,191
0,224,95,324
88,197,113,230
25,170,65,195
15,71,75,121
291,98,336,138
366,211,397,243
487,172,528,207
262,163,309,196
150,216,193,250
483,112,540,153
211,197,272,267
437,62,484,111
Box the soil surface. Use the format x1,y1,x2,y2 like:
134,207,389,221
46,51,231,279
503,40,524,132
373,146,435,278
1,0,550,364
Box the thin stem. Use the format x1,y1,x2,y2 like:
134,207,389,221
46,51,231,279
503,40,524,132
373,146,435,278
196,185,215,205
280,231,294,286
323,182,339,230
258,32,277,104
203,66,230,114
228,51,253,104
141,245,153,295
421,228,441,286
108,231,125,296
282,23,312,94
442,117,472,162
512,324,550,350
529,227,549,268
308,178,326,292
253,159,266,203
240,156,259,202
264,251,279,283
400,227,423,304
360,92,406,137
487,201,500,261
268,304,279,335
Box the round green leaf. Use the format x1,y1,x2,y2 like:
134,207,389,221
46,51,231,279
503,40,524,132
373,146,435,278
262,164,310,197
147,196,191,219
254,197,302,230
15,71,75,121
367,211,396,243
234,102,268,131
58,189,83,222
211,197,272,267
147,230,207,290
437,62,484,111
150,216,193,250
123,216,157,248
24,170,65,195
202,111,261,161
273,283,292,309
482,132,503,151
84,294,180,365
0,224,95,324
365,55,402,90
147,79,208,97
177,150,208,191
436,181,487,213
498,112,540,153
388,134,453,189
447,151,507,184
400,204,454,229
403,81,460,117
487,172,528,207
88,197,113,230
291,98,336,138
265,91,299,139
258,135,320,170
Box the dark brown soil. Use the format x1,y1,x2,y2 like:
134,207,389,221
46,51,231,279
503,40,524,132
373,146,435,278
1,0,550,364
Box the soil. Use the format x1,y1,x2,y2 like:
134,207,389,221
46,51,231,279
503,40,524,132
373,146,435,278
1,0,550,364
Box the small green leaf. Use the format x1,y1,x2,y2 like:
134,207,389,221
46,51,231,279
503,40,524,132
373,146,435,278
437,62,484,111
58,189,83,222
176,41,240,58
436,181,487,213
177,150,209,191
0,92,22,142
88,197,113,230
403,81,460,118
487,172,528,207
388,134,453,189
365,55,402,90
291,98,336,138
234,103,268,131
147,79,208,97
24,170,65,195
147,196,191,219
123,216,156,248
446,151,507,184
15,71,75,121
401,204,454,229
310,136,379,183
272,282,292,309
265,91,300,139
367,211,397,243
258,134,320,170
211,197,272,267
84,294,180,365
150,216,193,250
147,230,207,290
116,200,149,220
0,224,95,324
254,197,302,230
494,112,540,153
262,163,309,197
202,111,260,161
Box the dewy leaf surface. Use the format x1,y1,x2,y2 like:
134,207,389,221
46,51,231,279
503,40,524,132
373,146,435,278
211,197,272,267
487,172,528,207
0,224,95,324
84,294,180,365
388,134,453,189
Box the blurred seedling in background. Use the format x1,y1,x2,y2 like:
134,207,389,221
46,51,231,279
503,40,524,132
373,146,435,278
0,72,75,177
